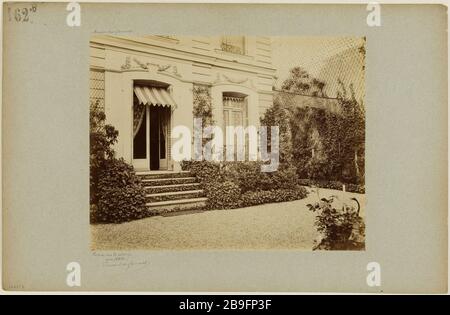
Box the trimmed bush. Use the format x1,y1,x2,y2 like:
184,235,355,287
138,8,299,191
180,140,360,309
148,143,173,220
239,187,308,208
181,160,299,192
92,158,147,223
181,160,222,183
205,180,241,209
181,160,309,210
298,178,365,194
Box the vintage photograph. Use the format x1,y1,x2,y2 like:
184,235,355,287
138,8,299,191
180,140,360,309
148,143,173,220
89,35,366,250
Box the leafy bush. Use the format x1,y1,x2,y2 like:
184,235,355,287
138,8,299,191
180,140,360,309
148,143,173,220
264,72,365,185
239,187,308,208
92,158,147,223
205,180,241,209
181,160,222,183
90,100,147,224
260,99,293,165
181,160,308,209
181,160,299,193
224,162,298,192
307,196,365,250
90,101,119,205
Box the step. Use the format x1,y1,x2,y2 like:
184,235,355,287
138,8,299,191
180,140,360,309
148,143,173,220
146,197,208,215
146,190,205,203
145,183,201,194
136,171,191,180
140,177,198,186
146,197,208,207
146,189,204,197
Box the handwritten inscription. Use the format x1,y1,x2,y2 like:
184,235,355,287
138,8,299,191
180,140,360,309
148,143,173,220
8,4,37,23
93,252,150,269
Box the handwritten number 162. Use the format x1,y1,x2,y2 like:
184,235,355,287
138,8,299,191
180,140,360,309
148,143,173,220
8,6,36,22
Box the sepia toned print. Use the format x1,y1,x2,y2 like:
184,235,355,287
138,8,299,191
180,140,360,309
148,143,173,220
89,35,366,250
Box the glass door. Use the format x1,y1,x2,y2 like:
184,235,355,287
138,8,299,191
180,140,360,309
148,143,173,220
132,99,150,170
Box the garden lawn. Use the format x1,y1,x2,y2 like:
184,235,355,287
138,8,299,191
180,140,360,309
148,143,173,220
91,188,365,250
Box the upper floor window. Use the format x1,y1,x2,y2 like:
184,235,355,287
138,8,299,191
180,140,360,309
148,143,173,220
221,36,245,55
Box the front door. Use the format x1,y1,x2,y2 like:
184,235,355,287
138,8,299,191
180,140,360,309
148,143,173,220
133,103,169,171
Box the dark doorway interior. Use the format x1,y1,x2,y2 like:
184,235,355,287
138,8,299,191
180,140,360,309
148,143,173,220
150,107,160,170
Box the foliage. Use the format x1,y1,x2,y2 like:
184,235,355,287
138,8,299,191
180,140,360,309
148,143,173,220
181,160,308,209
270,64,366,186
181,159,222,183
297,179,365,194
271,77,366,185
193,85,215,151
89,100,147,224
92,158,147,223
336,80,365,184
227,162,299,193
281,66,327,97
181,160,298,192
205,180,241,209
193,85,214,127
260,98,293,165
307,196,365,250
239,187,308,208
90,100,119,205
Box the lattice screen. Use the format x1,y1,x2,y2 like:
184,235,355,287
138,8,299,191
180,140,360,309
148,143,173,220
90,70,105,110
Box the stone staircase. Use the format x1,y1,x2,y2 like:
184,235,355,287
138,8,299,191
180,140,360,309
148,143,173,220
136,171,207,214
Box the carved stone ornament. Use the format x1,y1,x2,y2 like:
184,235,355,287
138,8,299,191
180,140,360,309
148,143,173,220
222,74,248,84
120,56,181,78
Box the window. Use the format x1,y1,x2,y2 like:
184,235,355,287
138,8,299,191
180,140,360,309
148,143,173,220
223,93,249,159
221,36,245,55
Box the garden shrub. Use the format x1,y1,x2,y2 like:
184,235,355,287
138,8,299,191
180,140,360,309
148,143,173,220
90,100,147,224
90,100,119,205
181,160,222,183
307,196,365,250
239,187,308,208
181,160,308,210
205,180,241,209
225,162,277,193
260,99,293,165
92,158,147,223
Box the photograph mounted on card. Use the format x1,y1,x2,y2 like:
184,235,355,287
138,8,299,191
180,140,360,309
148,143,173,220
2,2,447,293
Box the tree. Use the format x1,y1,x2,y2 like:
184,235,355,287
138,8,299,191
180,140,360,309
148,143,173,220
281,66,327,97
336,80,365,184
260,98,293,166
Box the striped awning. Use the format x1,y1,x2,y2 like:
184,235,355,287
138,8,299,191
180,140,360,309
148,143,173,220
134,86,177,109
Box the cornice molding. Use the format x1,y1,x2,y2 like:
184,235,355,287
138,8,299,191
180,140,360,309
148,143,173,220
90,36,277,76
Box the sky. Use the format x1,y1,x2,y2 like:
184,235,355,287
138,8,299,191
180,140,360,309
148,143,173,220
271,36,365,101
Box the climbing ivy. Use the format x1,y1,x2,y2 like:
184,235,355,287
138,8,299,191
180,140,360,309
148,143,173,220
193,85,214,127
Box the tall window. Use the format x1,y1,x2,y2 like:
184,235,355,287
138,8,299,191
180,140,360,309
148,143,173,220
221,36,245,55
223,94,248,159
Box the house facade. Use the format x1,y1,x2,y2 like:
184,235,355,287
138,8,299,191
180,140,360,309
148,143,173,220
90,36,276,171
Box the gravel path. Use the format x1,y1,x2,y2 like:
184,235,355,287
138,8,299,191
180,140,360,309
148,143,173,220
91,188,365,250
